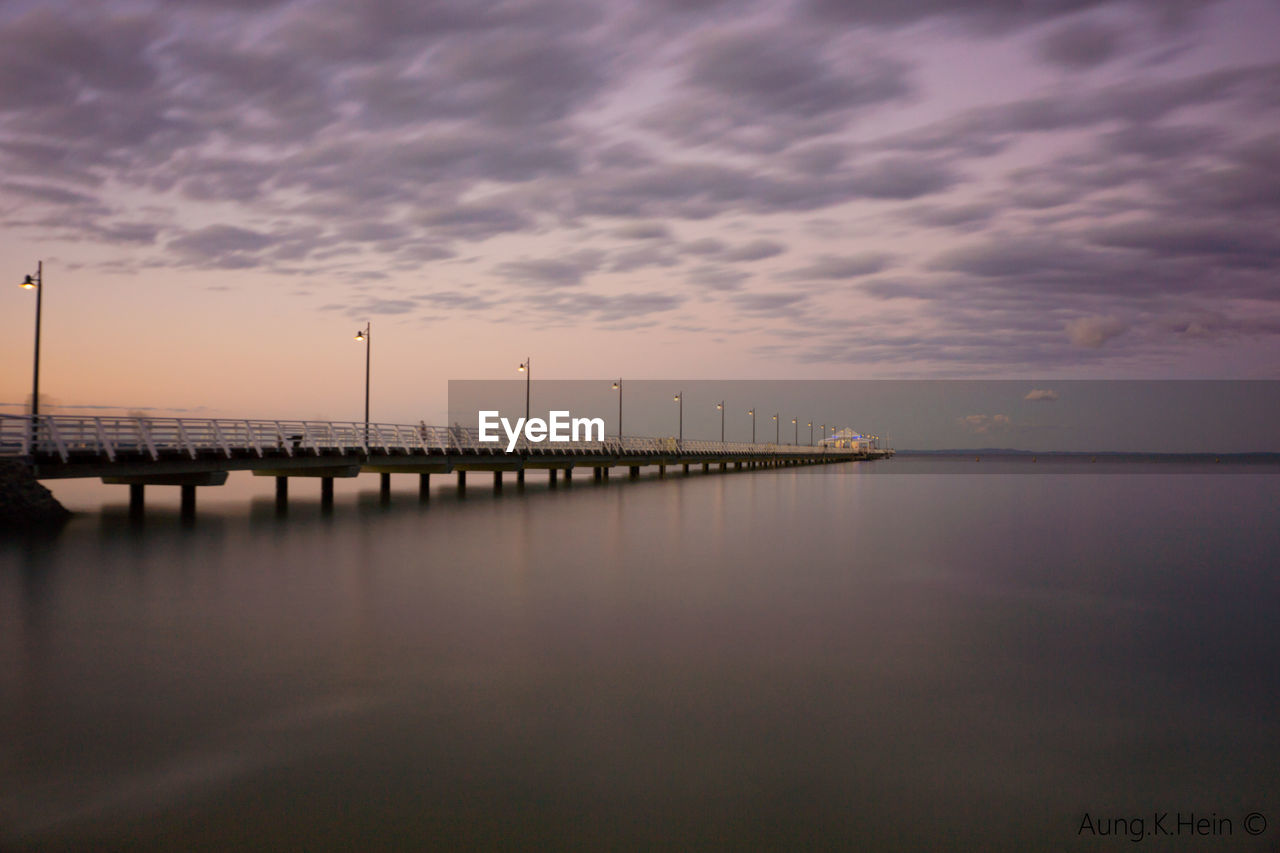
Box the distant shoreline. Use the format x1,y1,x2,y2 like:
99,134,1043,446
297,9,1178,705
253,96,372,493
894,450,1280,460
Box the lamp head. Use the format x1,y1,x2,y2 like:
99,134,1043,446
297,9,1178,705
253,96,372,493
354,330,365,341
21,275,35,289
612,382,619,390
518,363,526,373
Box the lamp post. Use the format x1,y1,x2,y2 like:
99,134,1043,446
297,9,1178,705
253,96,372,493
354,322,370,441
673,392,682,446
518,358,530,423
19,261,42,451
773,413,778,444
716,401,724,443
792,417,797,445
748,409,756,443
612,379,622,439
820,424,825,445
808,421,813,446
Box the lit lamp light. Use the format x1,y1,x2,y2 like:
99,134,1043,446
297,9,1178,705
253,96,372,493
19,261,42,452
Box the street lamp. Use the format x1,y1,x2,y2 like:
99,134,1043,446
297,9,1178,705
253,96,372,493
748,409,756,443
792,417,797,445
808,421,813,446
518,358,530,423
612,379,622,439
773,413,779,444
19,261,42,451
673,392,683,445
716,401,724,443
354,322,370,441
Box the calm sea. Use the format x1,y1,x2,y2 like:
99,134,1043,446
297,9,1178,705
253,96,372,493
2,457,1278,851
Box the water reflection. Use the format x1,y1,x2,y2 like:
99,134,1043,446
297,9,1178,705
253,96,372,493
1,463,1278,849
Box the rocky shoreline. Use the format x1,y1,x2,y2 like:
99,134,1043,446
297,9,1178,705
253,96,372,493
0,459,71,528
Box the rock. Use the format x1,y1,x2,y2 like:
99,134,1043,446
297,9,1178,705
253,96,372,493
0,459,71,528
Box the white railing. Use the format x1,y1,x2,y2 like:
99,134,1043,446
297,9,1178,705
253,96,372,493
0,415,861,464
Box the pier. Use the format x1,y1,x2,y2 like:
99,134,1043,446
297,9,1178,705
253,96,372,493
0,415,891,519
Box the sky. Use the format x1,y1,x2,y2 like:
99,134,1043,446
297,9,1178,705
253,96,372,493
1,0,1278,428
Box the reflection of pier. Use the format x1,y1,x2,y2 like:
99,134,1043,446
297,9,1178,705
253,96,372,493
1,415,891,518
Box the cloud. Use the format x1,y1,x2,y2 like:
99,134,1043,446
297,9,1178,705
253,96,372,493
613,222,671,240
495,250,605,287
1035,21,1124,70
958,413,1012,433
1065,315,1129,348
784,253,895,280
1023,389,1060,401
723,239,787,262
167,224,277,267
687,265,749,291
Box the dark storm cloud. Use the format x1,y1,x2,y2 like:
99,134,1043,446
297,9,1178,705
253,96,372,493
1035,20,1125,69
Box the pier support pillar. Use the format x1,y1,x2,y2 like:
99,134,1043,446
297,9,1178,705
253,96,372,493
702,463,710,473
658,464,665,478
180,485,196,519
682,463,689,474
128,483,144,518
735,462,742,470
630,466,639,479
517,469,525,488
380,472,391,503
275,476,288,511
457,471,466,496
321,477,334,508
565,468,572,484
493,471,503,492
549,469,558,487
419,473,430,502
593,467,602,482
603,467,609,480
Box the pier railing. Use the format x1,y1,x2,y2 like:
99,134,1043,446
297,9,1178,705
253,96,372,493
1,415,857,463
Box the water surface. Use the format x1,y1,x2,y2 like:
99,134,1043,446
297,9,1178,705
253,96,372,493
2,459,1278,850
